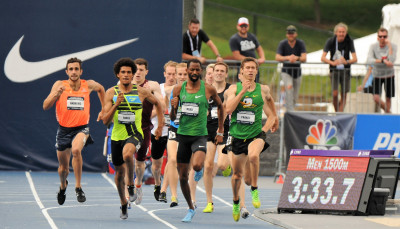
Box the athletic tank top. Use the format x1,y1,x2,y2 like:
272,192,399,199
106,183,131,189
151,83,169,136
207,83,230,132
56,80,90,127
177,81,208,136
230,82,263,139
111,85,144,141
140,79,154,130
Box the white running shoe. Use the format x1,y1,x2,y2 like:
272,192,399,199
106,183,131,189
135,186,143,205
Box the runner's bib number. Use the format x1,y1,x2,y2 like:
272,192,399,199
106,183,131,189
210,106,218,119
181,102,199,116
118,111,135,124
236,111,255,124
67,97,84,110
174,112,181,125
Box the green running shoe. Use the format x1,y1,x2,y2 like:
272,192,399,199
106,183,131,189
251,189,260,208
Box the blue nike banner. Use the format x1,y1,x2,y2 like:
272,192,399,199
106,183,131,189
0,1,182,171
353,114,400,157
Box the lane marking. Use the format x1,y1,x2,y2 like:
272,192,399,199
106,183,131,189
101,173,175,228
25,171,58,229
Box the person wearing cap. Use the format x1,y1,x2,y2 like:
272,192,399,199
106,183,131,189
321,22,357,112
182,18,223,64
229,17,265,65
275,25,307,111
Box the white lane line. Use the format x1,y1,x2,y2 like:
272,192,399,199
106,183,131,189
101,173,176,228
196,186,232,207
25,171,58,229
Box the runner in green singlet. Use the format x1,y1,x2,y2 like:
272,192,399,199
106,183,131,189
170,59,224,223
225,57,279,222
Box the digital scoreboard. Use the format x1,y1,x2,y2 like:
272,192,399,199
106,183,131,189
278,149,397,214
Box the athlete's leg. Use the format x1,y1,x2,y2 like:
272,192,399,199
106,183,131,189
231,153,247,201
204,142,217,204
188,163,197,205
247,138,264,188
57,149,71,190
152,157,163,186
166,140,179,198
178,162,195,209
71,132,88,188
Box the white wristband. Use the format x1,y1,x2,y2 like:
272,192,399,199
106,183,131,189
216,132,223,137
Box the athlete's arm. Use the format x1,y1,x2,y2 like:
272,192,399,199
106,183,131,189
87,80,106,121
102,88,123,126
138,86,164,140
207,85,224,144
43,81,64,110
261,84,279,133
170,84,182,121
149,81,165,119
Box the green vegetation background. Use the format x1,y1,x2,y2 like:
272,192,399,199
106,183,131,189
201,0,397,60
199,0,398,100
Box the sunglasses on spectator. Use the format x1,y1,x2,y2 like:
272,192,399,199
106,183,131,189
240,24,248,28
378,35,387,38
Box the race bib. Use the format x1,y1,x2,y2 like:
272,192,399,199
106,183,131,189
164,114,171,127
67,96,84,110
118,111,135,124
181,102,199,116
210,106,218,119
174,112,181,125
168,130,176,140
237,111,255,124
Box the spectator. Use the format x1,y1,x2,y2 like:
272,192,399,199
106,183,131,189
275,25,307,111
182,18,223,64
229,17,265,82
367,27,397,113
357,65,374,94
321,22,357,112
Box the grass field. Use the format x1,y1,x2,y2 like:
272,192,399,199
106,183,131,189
199,0,398,60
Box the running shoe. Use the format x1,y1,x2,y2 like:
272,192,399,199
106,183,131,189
154,185,161,201
170,196,178,207
127,185,136,202
194,168,204,182
75,187,86,203
240,207,250,219
135,186,143,205
159,191,167,203
251,189,260,208
222,165,232,177
181,209,196,223
120,203,128,220
232,203,240,222
203,202,214,213
57,180,68,205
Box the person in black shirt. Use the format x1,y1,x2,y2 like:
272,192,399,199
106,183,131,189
321,22,357,112
182,18,223,64
275,25,307,111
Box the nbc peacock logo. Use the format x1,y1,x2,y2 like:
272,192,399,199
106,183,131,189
305,119,339,149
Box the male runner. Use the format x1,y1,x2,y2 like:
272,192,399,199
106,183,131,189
102,57,163,219
159,62,188,208
150,60,177,201
130,58,163,205
225,57,279,222
43,57,105,205
170,59,224,222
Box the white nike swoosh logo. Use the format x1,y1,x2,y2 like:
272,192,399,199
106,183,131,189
195,95,203,98
4,35,139,83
